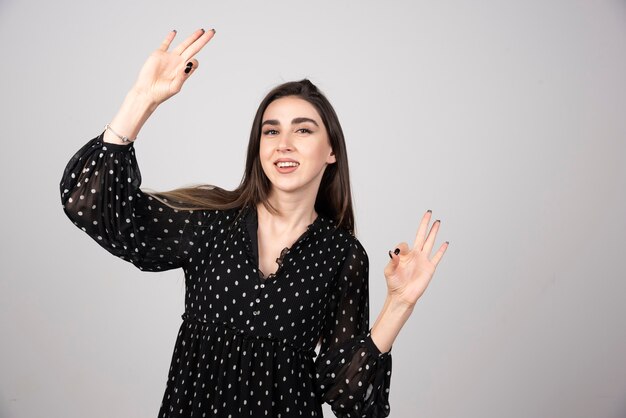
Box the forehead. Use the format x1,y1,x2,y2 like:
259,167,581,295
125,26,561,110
263,96,321,121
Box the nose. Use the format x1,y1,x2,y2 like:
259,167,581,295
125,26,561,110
276,131,295,151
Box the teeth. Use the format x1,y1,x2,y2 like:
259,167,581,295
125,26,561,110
276,162,299,168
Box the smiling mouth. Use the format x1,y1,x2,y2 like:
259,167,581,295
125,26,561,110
274,162,300,173
275,161,300,168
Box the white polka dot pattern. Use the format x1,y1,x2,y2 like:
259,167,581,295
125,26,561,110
60,133,200,272
60,132,393,417
313,240,392,417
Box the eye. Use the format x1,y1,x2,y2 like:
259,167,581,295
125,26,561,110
297,128,312,134
262,129,278,135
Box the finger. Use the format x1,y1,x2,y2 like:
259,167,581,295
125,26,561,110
170,58,199,93
389,242,409,262
171,28,206,55
413,209,433,251
159,29,178,52
180,28,216,62
177,59,198,92
430,241,449,267
183,58,199,75
422,219,441,255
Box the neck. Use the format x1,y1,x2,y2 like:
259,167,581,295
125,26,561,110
257,190,318,233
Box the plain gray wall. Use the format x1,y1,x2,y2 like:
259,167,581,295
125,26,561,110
1,0,625,417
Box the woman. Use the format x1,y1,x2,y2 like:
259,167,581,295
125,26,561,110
60,28,449,417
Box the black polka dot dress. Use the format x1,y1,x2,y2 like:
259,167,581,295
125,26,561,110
60,132,393,417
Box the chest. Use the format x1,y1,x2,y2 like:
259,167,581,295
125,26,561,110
183,217,346,339
256,226,306,278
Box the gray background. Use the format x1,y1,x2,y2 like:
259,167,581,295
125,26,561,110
1,0,625,417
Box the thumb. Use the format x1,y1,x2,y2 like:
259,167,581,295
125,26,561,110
388,242,410,263
171,58,200,94
183,58,199,76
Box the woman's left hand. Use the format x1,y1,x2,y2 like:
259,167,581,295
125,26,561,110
384,210,449,308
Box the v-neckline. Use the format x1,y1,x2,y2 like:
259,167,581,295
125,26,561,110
243,204,321,282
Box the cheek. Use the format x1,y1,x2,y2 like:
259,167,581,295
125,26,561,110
258,145,271,165
313,146,332,165
259,148,272,173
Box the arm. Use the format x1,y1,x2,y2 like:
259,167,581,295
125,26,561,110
314,239,392,418
370,296,414,354
59,130,199,272
102,89,158,145
59,29,220,271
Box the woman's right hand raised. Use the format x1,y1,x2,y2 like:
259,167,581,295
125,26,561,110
131,28,216,107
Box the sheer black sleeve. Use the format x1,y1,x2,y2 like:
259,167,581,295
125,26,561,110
314,238,393,417
59,130,199,272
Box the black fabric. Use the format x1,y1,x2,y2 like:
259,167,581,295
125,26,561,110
60,131,393,417
245,206,309,281
245,206,260,273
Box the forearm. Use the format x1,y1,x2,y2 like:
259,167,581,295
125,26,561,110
103,89,159,145
370,295,414,354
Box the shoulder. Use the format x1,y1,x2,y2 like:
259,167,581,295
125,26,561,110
326,221,368,265
345,235,369,265
188,206,243,231
333,230,369,288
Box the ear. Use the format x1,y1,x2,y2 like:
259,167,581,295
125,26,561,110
327,150,337,164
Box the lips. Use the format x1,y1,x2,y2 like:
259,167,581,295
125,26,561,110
274,159,300,167
274,159,300,173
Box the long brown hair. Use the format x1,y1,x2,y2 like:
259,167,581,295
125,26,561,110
143,79,357,235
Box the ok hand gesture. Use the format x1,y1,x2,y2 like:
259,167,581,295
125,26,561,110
131,28,216,107
384,210,449,308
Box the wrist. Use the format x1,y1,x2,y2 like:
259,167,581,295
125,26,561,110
103,90,158,145
386,292,417,312
127,88,159,113
370,295,414,354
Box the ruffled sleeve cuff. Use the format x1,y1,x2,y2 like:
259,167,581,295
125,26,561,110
315,331,393,417
100,139,135,152
362,329,392,357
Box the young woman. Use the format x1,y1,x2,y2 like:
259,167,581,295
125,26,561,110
60,28,448,417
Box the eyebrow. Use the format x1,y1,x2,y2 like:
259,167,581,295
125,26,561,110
261,117,319,128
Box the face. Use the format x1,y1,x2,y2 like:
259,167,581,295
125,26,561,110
259,96,336,199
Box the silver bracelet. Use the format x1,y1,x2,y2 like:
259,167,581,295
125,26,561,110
104,123,136,143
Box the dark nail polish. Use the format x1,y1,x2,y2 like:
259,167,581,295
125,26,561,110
186,62,193,67
427,209,432,213
435,219,440,223
172,29,177,33
201,28,205,33
445,241,449,244
184,67,191,74
394,248,400,255
388,250,393,259
211,28,216,33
